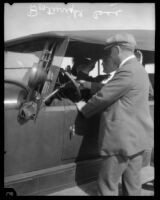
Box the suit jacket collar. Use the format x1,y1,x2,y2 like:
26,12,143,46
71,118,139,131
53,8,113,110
119,55,136,68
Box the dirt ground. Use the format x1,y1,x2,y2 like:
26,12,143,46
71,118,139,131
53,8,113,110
48,166,154,196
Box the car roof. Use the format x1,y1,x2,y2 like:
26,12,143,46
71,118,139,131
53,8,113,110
5,30,154,58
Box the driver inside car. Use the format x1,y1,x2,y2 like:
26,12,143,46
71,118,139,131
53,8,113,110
77,56,117,98
70,57,111,101
71,57,109,82
47,57,113,104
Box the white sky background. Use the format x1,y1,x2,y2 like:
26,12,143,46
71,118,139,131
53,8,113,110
5,3,155,40
5,3,155,76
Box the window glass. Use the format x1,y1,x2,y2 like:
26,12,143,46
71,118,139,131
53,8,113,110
145,64,155,74
89,61,100,77
61,57,72,70
61,57,100,78
145,63,154,101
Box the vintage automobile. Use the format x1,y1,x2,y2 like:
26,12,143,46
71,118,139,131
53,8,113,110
4,30,154,195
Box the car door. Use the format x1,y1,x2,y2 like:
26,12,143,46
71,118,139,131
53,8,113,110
4,38,69,177
4,81,65,177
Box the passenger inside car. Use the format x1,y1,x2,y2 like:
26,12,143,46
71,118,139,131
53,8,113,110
71,57,95,101
72,57,112,101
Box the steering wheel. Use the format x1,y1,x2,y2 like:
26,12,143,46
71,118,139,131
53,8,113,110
60,69,81,101
43,69,82,104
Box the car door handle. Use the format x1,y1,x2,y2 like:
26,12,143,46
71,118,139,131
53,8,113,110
69,125,75,139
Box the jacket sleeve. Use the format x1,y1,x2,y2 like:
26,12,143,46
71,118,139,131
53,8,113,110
91,82,104,94
81,68,133,118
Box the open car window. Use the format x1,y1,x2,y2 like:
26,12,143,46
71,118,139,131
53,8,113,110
145,63,154,101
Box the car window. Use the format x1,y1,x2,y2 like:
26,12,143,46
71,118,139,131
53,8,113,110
145,63,154,74
89,61,101,77
145,63,154,101
61,57,100,77
61,57,72,70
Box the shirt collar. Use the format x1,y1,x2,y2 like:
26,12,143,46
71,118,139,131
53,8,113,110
119,55,135,68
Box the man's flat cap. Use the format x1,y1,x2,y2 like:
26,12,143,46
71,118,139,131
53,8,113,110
104,33,137,50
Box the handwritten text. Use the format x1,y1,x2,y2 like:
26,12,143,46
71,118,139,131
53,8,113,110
27,4,123,19
27,4,83,18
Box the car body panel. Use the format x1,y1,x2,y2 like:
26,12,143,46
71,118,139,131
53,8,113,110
4,105,65,176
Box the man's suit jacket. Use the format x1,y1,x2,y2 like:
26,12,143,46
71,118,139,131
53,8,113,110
81,58,154,156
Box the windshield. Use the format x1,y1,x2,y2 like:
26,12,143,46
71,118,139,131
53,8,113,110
5,51,41,85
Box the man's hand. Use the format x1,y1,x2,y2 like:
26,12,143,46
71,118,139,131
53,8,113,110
78,80,91,89
75,101,86,111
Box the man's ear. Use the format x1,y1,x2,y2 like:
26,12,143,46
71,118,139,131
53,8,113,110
111,46,120,56
115,46,121,55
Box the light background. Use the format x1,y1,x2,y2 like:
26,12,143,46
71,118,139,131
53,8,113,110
5,3,155,76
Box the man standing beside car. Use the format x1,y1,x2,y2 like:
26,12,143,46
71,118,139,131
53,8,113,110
76,33,154,196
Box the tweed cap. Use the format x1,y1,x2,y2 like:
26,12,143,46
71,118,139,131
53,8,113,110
104,33,137,51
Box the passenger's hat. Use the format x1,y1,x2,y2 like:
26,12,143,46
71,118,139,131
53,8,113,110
104,33,137,51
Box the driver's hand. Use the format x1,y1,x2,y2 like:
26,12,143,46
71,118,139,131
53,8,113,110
78,80,91,89
75,101,86,111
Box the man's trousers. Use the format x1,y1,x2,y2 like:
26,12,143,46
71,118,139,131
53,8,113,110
97,153,144,196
